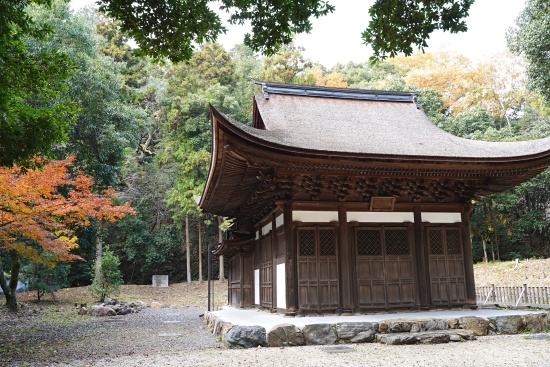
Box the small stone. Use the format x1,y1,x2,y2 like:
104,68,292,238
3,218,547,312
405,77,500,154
449,334,461,342
447,318,459,329
78,307,87,316
150,301,162,309
378,322,388,332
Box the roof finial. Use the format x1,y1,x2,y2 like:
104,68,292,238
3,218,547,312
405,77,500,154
262,83,269,100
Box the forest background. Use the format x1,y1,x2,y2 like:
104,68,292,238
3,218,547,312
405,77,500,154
2,0,550,293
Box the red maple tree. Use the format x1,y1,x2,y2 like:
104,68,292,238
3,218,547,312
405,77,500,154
0,156,134,311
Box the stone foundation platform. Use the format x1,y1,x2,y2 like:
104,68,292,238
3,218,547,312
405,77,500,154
203,308,549,348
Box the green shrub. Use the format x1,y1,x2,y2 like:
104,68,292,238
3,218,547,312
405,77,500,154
21,257,69,302
90,248,123,301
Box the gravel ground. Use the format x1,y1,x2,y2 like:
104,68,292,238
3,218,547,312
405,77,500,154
2,307,550,367
0,307,221,366
72,334,550,367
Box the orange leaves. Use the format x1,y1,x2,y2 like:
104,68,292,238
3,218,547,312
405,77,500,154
307,66,349,88
0,156,134,267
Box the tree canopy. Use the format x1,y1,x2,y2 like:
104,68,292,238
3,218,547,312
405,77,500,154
97,0,473,63
508,0,550,104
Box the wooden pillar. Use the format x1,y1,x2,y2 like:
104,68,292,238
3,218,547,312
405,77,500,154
338,205,352,313
461,204,478,308
186,213,191,284
271,216,277,312
413,206,430,309
283,203,297,316
218,216,225,282
239,254,244,308
198,217,202,283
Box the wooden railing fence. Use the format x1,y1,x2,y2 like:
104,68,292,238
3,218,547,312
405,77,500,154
476,284,550,307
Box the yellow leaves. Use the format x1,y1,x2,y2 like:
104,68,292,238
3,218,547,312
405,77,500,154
0,156,134,264
306,66,349,88
388,49,533,119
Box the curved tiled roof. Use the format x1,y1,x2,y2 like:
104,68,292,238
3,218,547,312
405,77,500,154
249,91,550,160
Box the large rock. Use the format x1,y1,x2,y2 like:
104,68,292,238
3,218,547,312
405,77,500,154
335,322,378,343
224,326,267,348
150,301,162,309
112,305,131,315
302,324,338,345
451,329,476,341
522,313,548,333
386,319,415,333
104,298,118,306
418,318,449,332
88,305,116,317
378,333,417,345
488,315,524,334
416,331,450,344
458,316,489,336
267,324,305,347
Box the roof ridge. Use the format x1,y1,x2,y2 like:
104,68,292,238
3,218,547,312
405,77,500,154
253,79,419,104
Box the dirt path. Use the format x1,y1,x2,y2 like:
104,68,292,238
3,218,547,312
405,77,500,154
0,307,221,366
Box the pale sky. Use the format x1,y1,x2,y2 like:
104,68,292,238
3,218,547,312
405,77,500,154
70,0,526,67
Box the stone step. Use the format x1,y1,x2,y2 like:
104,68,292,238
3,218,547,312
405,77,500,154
377,329,476,345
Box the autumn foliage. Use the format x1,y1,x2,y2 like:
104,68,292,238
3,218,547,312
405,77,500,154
0,156,134,267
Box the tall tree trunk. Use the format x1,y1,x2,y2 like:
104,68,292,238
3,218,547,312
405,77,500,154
198,216,202,283
482,239,488,263
0,252,20,311
218,216,225,282
95,229,103,282
494,231,501,261
186,213,191,284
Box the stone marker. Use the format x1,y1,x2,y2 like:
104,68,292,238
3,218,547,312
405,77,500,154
320,346,355,353
152,275,169,287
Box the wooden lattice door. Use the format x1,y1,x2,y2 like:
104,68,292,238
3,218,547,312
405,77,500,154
355,227,415,309
298,227,339,311
260,233,272,308
427,227,467,306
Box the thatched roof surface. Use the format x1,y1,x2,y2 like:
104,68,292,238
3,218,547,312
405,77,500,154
248,91,550,159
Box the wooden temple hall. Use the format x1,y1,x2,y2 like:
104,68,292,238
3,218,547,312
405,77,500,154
198,80,550,316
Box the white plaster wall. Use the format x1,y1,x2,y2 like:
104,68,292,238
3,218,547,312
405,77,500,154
276,214,284,229
293,210,339,223
262,222,272,235
347,212,414,223
254,269,260,305
422,212,462,223
255,231,259,240
277,263,286,310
